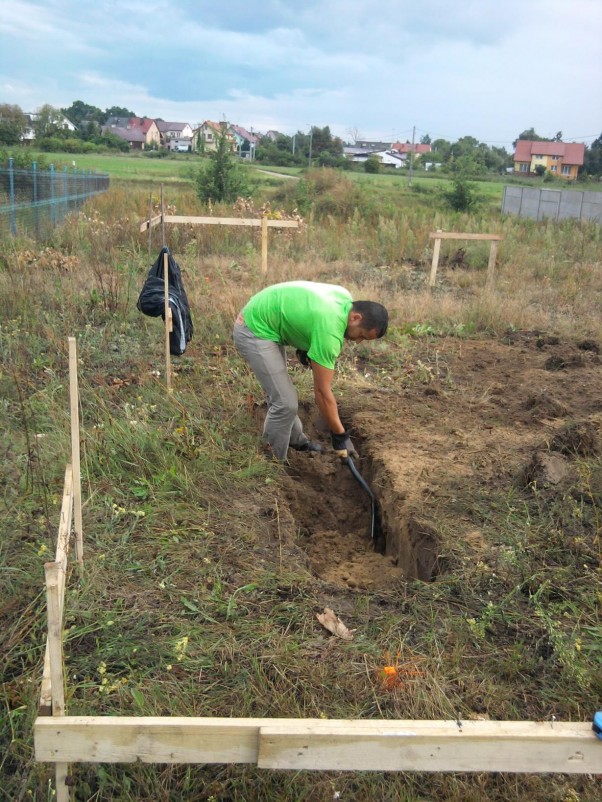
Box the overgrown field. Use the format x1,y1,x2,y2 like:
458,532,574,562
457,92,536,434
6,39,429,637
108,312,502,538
1,172,601,801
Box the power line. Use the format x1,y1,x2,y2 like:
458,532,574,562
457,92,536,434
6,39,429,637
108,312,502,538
414,125,599,146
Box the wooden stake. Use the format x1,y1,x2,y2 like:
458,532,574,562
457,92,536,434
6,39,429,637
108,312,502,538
40,465,73,714
486,240,499,289
44,561,70,801
147,192,153,255
261,215,268,275
160,183,165,246
68,339,83,564
429,229,442,287
163,251,172,393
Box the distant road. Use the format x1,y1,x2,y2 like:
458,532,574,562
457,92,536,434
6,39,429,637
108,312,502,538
256,169,299,180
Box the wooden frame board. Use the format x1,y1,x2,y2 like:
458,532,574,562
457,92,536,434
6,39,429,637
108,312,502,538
429,230,503,289
34,716,601,774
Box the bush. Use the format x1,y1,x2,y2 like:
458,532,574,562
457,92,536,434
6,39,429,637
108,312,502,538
443,173,479,212
364,155,381,174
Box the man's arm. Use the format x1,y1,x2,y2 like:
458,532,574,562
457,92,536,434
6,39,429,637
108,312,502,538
310,362,345,434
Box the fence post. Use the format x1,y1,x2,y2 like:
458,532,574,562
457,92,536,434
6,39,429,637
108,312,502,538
33,161,39,239
63,166,68,217
148,192,153,256
50,164,55,227
163,250,173,393
8,157,17,236
160,183,165,246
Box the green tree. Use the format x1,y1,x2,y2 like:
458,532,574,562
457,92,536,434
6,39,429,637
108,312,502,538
583,133,602,177
33,104,67,138
0,103,27,144
364,155,381,173
443,173,479,212
431,138,452,165
195,130,251,203
513,128,549,148
103,106,136,123
62,100,104,126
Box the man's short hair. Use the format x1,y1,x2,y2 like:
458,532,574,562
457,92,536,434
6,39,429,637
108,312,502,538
352,301,388,338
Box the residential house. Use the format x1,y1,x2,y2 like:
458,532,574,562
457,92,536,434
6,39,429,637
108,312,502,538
155,121,193,148
229,124,259,159
513,140,585,180
101,125,147,150
102,117,160,149
354,139,394,151
264,130,282,142
192,121,236,152
22,114,36,144
392,142,432,156
343,147,406,168
21,112,77,143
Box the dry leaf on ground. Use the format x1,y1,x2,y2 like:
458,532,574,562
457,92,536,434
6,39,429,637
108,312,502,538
316,607,354,641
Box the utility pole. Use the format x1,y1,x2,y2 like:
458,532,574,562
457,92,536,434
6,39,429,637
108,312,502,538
308,127,313,167
408,125,416,187
292,134,296,155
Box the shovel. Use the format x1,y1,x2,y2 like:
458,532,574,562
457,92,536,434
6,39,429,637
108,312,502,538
343,455,380,544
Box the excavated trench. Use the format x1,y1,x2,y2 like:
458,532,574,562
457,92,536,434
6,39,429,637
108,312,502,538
282,415,439,592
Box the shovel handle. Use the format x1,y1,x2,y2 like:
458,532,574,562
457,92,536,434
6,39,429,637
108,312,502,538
345,456,375,501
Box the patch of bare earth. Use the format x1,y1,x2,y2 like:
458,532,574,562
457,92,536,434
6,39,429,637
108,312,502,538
275,333,601,592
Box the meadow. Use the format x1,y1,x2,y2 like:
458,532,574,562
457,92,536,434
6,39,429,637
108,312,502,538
1,166,601,801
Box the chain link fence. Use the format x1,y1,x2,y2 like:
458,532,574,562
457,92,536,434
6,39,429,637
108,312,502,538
0,158,110,239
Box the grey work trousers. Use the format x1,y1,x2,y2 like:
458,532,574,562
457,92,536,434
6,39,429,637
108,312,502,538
233,321,308,460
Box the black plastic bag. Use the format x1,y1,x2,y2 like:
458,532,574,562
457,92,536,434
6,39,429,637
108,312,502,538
137,247,193,355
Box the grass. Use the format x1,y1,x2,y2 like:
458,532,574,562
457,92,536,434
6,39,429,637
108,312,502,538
1,172,601,800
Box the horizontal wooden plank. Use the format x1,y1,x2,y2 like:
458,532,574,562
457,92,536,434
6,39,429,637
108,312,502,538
34,717,601,774
258,720,600,773
138,214,162,232
429,232,503,241
35,716,264,764
162,215,298,228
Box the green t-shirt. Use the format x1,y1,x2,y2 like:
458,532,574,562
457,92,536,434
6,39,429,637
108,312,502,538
242,281,353,369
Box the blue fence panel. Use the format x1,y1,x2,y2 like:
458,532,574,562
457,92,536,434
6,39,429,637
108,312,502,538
0,159,110,239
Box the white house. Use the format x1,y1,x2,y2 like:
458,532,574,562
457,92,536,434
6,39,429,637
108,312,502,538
344,147,406,168
155,121,193,147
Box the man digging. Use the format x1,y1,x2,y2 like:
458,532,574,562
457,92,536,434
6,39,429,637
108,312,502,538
233,280,388,461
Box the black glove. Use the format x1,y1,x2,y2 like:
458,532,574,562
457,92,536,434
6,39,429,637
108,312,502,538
331,431,359,459
296,349,311,368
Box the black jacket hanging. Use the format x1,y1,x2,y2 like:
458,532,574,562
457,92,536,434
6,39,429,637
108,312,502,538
137,247,194,355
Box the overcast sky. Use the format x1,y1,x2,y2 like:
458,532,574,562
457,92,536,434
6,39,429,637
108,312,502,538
1,0,601,148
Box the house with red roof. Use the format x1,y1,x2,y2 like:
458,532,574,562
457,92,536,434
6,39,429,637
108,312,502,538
513,140,585,180
391,141,432,156
102,116,160,149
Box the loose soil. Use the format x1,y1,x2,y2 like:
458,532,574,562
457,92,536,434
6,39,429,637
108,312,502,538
276,332,602,593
